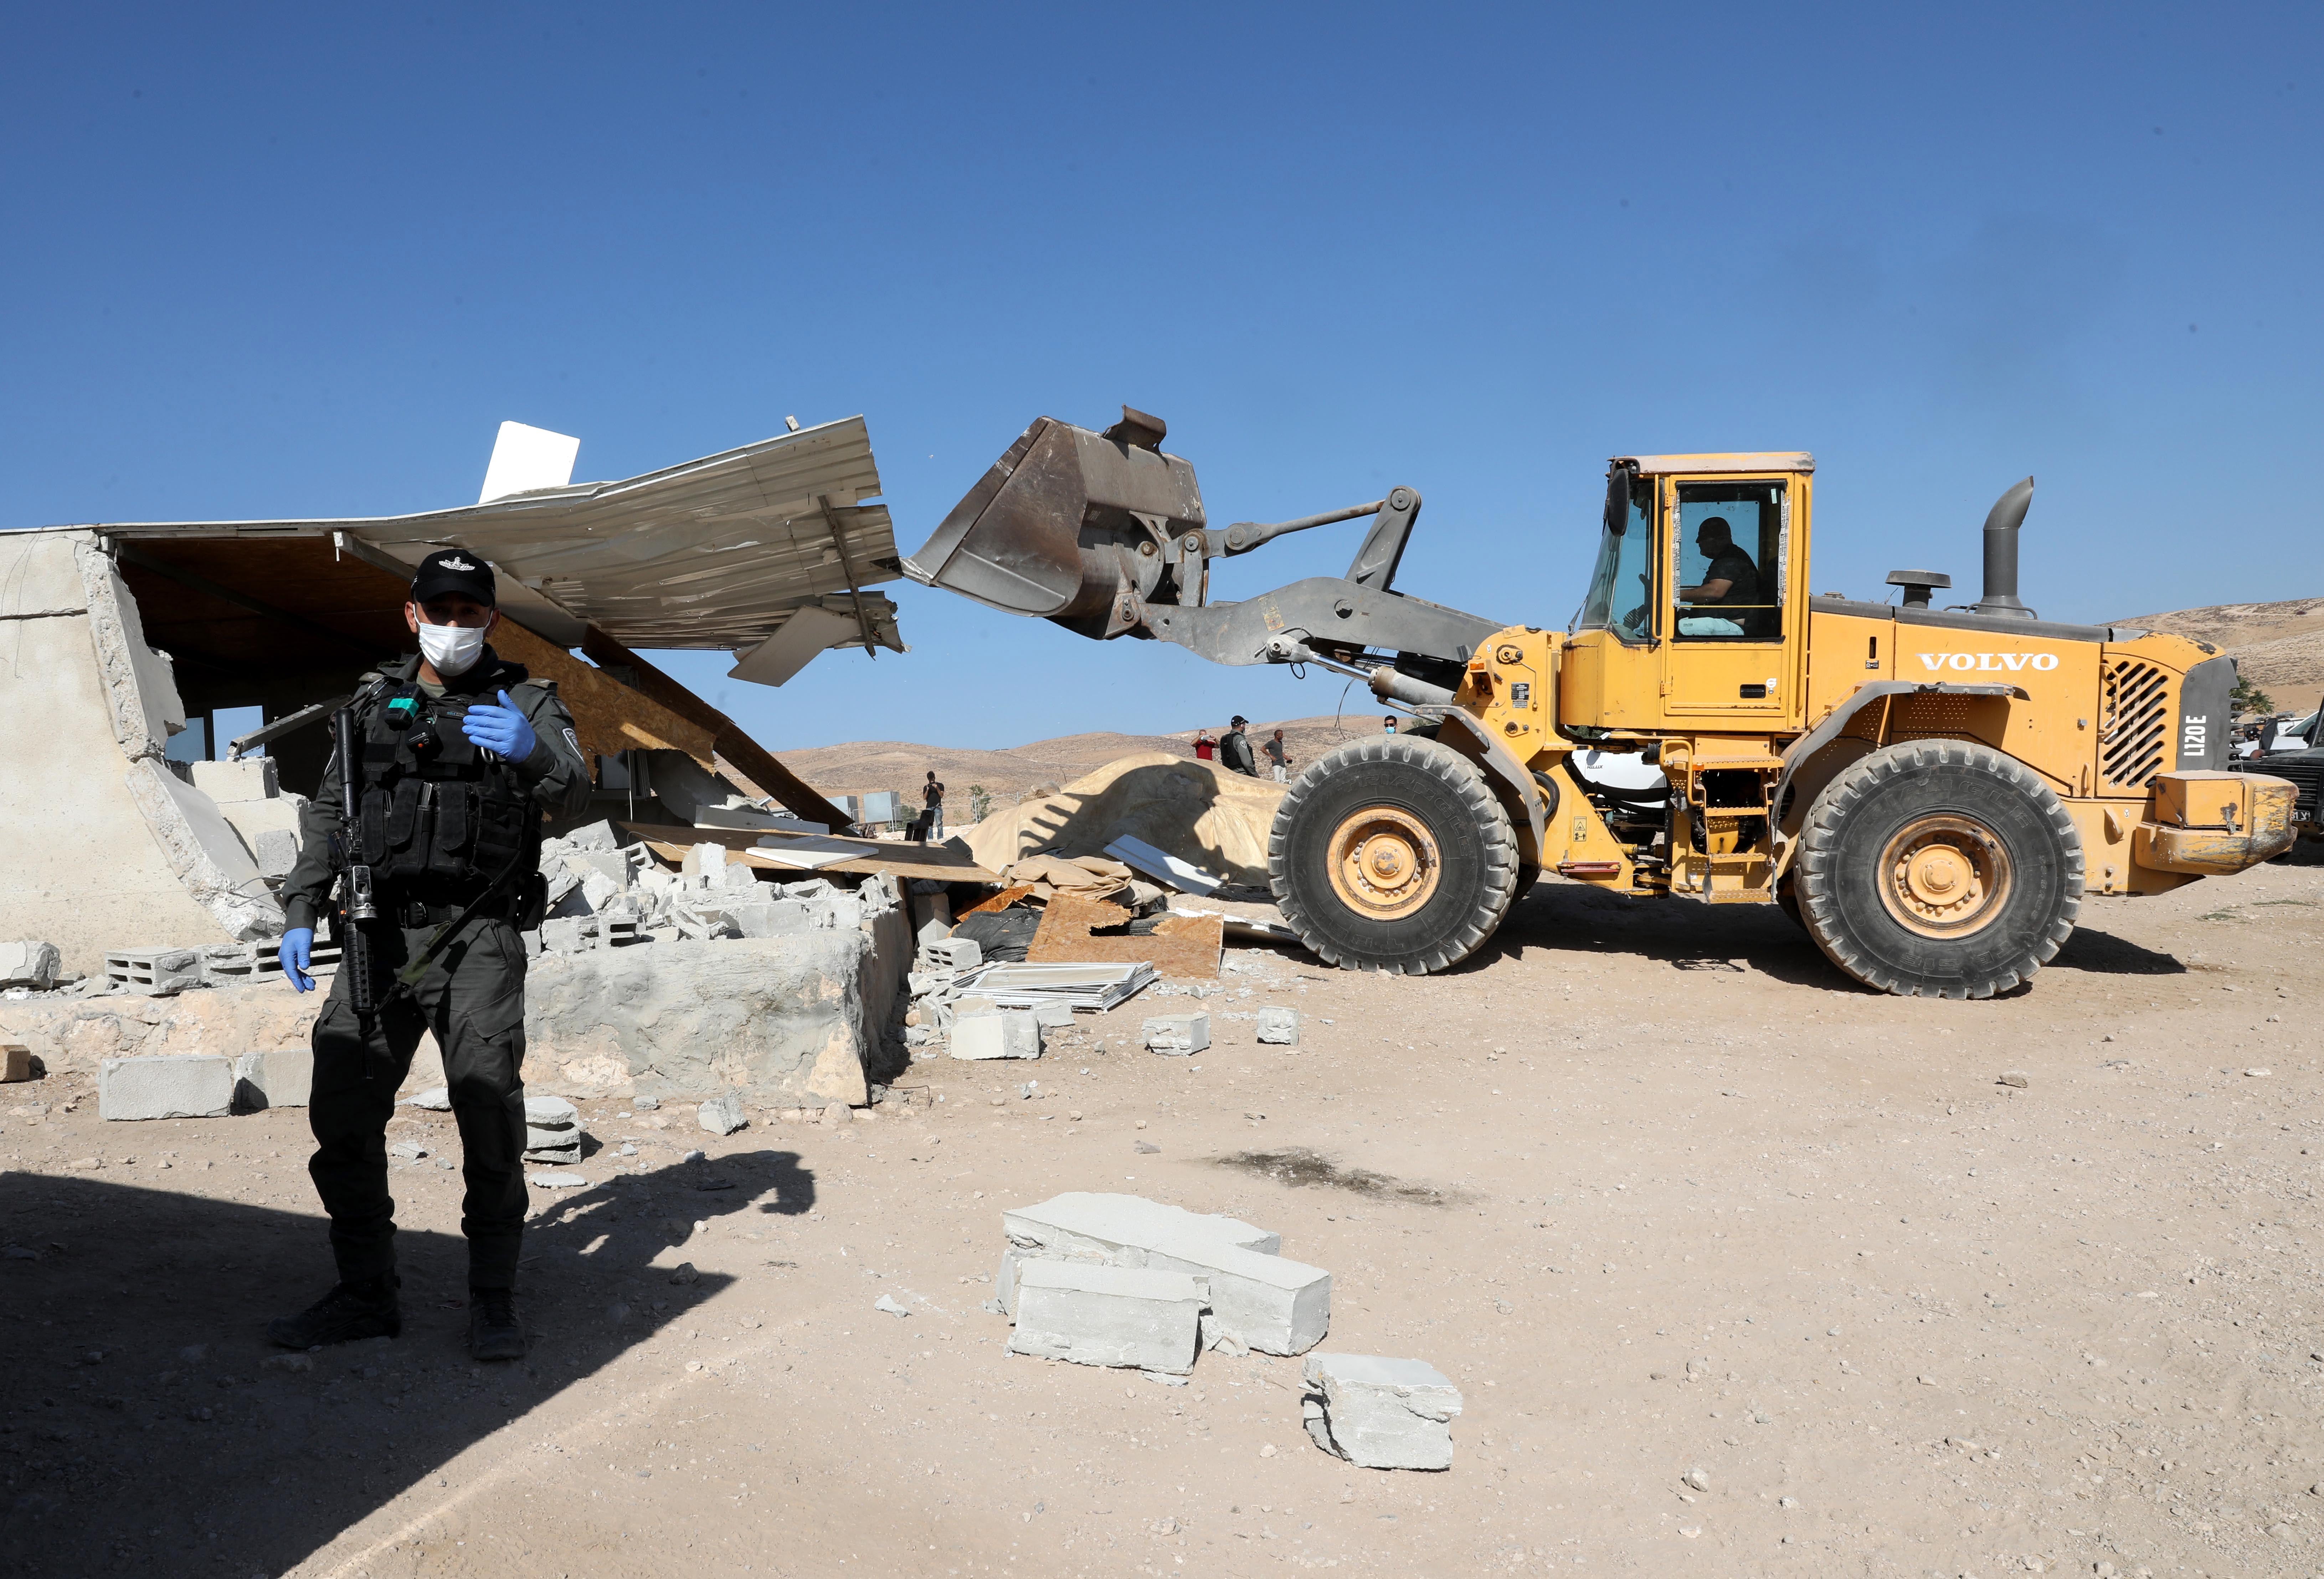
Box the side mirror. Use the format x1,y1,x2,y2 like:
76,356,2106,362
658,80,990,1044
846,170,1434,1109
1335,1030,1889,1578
1603,467,1633,535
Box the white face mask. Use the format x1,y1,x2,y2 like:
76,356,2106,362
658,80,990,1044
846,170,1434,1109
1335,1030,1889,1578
416,621,488,678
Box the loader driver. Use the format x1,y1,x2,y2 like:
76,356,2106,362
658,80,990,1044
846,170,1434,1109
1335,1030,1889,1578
268,549,593,1361
1677,516,1761,636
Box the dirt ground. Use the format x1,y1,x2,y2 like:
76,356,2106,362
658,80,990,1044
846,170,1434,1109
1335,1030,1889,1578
5,857,2323,1578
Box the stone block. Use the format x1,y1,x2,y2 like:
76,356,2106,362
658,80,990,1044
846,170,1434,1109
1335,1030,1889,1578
100,1054,233,1120
698,1093,747,1135
0,940,61,990
539,917,599,954
919,937,982,972
1143,1236,1331,1355
950,1012,1042,1060
1032,1002,1075,1030
232,1047,313,1110
561,820,624,852
249,828,300,880
1142,1012,1210,1055
682,842,727,877
1,1044,33,1082
191,757,279,801
1256,1007,1300,1046
1007,1261,1206,1374
1300,1353,1462,1471
735,899,820,938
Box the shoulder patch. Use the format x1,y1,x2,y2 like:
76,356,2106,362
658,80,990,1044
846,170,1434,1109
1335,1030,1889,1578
562,727,582,761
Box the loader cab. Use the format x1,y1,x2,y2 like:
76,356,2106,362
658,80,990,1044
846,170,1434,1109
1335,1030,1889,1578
1563,452,1814,736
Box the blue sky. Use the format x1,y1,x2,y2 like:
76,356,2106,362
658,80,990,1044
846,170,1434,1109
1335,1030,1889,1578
4,4,2316,753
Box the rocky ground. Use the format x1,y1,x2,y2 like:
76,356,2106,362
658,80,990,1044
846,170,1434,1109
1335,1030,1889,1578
4,857,2323,1578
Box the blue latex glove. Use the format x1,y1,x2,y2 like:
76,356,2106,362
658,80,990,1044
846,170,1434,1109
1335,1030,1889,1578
279,927,315,993
461,689,538,761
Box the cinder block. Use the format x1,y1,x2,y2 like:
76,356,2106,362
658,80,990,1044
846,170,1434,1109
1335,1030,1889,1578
682,842,727,876
919,937,982,972
1007,1261,1207,1374
0,940,61,990
950,1013,1042,1060
232,1047,313,1110
1301,1353,1463,1470
698,1093,747,1135
249,828,300,879
1256,1007,1300,1046
106,947,205,997
101,1054,233,1121
1,1044,34,1082
1144,1236,1331,1355
190,757,279,801
1142,1012,1210,1055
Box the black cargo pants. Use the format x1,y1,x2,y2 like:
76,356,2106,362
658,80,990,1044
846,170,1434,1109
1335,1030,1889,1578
306,914,531,1290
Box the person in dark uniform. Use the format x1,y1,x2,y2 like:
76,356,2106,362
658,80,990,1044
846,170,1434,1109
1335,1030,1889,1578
1218,716,1258,777
1679,516,1761,610
268,549,592,1360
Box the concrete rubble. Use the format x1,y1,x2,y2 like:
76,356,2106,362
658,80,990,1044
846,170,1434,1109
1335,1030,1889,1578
1142,1012,1210,1055
1008,1261,1208,1374
696,1092,748,1135
523,1095,583,1163
1300,1353,1463,1471
1256,1007,1300,1045
0,941,62,991
994,1191,1330,1359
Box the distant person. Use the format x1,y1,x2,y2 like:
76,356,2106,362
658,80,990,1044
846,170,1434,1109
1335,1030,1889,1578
1383,715,1398,735
1193,729,1216,761
1263,728,1291,783
923,771,946,840
1219,716,1258,777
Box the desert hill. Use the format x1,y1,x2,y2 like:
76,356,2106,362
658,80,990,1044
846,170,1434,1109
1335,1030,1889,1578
2113,595,2324,713
782,714,1388,806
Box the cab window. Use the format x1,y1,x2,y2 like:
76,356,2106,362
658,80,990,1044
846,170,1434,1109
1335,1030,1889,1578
1577,472,1655,643
1674,480,1784,641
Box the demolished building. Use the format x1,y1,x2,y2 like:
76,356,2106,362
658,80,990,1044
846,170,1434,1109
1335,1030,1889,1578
0,417,975,1107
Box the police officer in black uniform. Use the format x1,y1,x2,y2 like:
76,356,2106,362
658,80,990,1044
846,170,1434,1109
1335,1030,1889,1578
268,549,592,1359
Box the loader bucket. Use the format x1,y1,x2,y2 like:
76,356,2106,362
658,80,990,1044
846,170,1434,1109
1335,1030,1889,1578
902,414,1206,641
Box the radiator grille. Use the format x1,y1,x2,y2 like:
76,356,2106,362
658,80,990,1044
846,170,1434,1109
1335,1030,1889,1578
2099,659,2170,791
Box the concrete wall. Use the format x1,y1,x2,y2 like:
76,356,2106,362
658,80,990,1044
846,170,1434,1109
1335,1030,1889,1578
0,529,278,974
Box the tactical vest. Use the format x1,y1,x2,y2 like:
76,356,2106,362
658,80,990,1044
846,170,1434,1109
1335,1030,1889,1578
351,675,540,894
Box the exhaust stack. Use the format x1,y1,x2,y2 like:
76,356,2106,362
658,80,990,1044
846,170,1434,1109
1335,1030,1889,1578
1973,476,2036,619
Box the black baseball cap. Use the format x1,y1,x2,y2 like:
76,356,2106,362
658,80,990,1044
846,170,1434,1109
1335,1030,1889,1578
1230,715,1248,726
409,548,497,606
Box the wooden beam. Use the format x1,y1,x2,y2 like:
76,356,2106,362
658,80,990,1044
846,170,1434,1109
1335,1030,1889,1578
579,627,855,830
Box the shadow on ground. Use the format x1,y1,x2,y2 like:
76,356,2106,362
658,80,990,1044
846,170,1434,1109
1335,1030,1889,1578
1464,877,1856,989
0,1150,813,1577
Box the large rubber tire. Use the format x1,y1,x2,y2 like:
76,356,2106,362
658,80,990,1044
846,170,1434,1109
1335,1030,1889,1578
1269,736,1521,974
1794,739,2083,999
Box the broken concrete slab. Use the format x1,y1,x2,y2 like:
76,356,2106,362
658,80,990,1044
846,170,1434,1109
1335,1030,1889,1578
698,1093,747,1135
1142,1012,1210,1055
1006,1260,1207,1374
1002,1192,1281,1260
1300,1353,1462,1471
1256,1007,1300,1045
232,1047,313,1110
1143,1238,1331,1356
189,757,279,801
950,1012,1042,1060
99,1053,233,1120
0,941,61,991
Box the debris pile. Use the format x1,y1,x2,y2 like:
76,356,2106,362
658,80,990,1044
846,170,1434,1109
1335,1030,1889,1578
530,823,875,952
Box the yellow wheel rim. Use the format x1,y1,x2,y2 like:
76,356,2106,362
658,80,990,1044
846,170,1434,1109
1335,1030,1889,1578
1326,805,1442,921
1877,814,2012,938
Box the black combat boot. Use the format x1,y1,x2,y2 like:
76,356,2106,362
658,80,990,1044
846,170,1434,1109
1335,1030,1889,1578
268,1274,402,1348
468,1286,527,1361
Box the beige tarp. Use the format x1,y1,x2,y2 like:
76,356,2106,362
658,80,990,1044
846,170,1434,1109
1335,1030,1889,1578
961,751,1285,887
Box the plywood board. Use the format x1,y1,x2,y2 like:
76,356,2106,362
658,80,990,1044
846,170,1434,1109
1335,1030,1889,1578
1024,892,1223,979
492,619,717,769
627,821,1000,885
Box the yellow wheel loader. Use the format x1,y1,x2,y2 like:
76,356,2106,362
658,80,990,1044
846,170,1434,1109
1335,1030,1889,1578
905,407,2295,998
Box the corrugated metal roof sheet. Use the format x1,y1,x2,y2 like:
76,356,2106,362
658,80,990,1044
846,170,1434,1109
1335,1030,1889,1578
86,417,902,656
